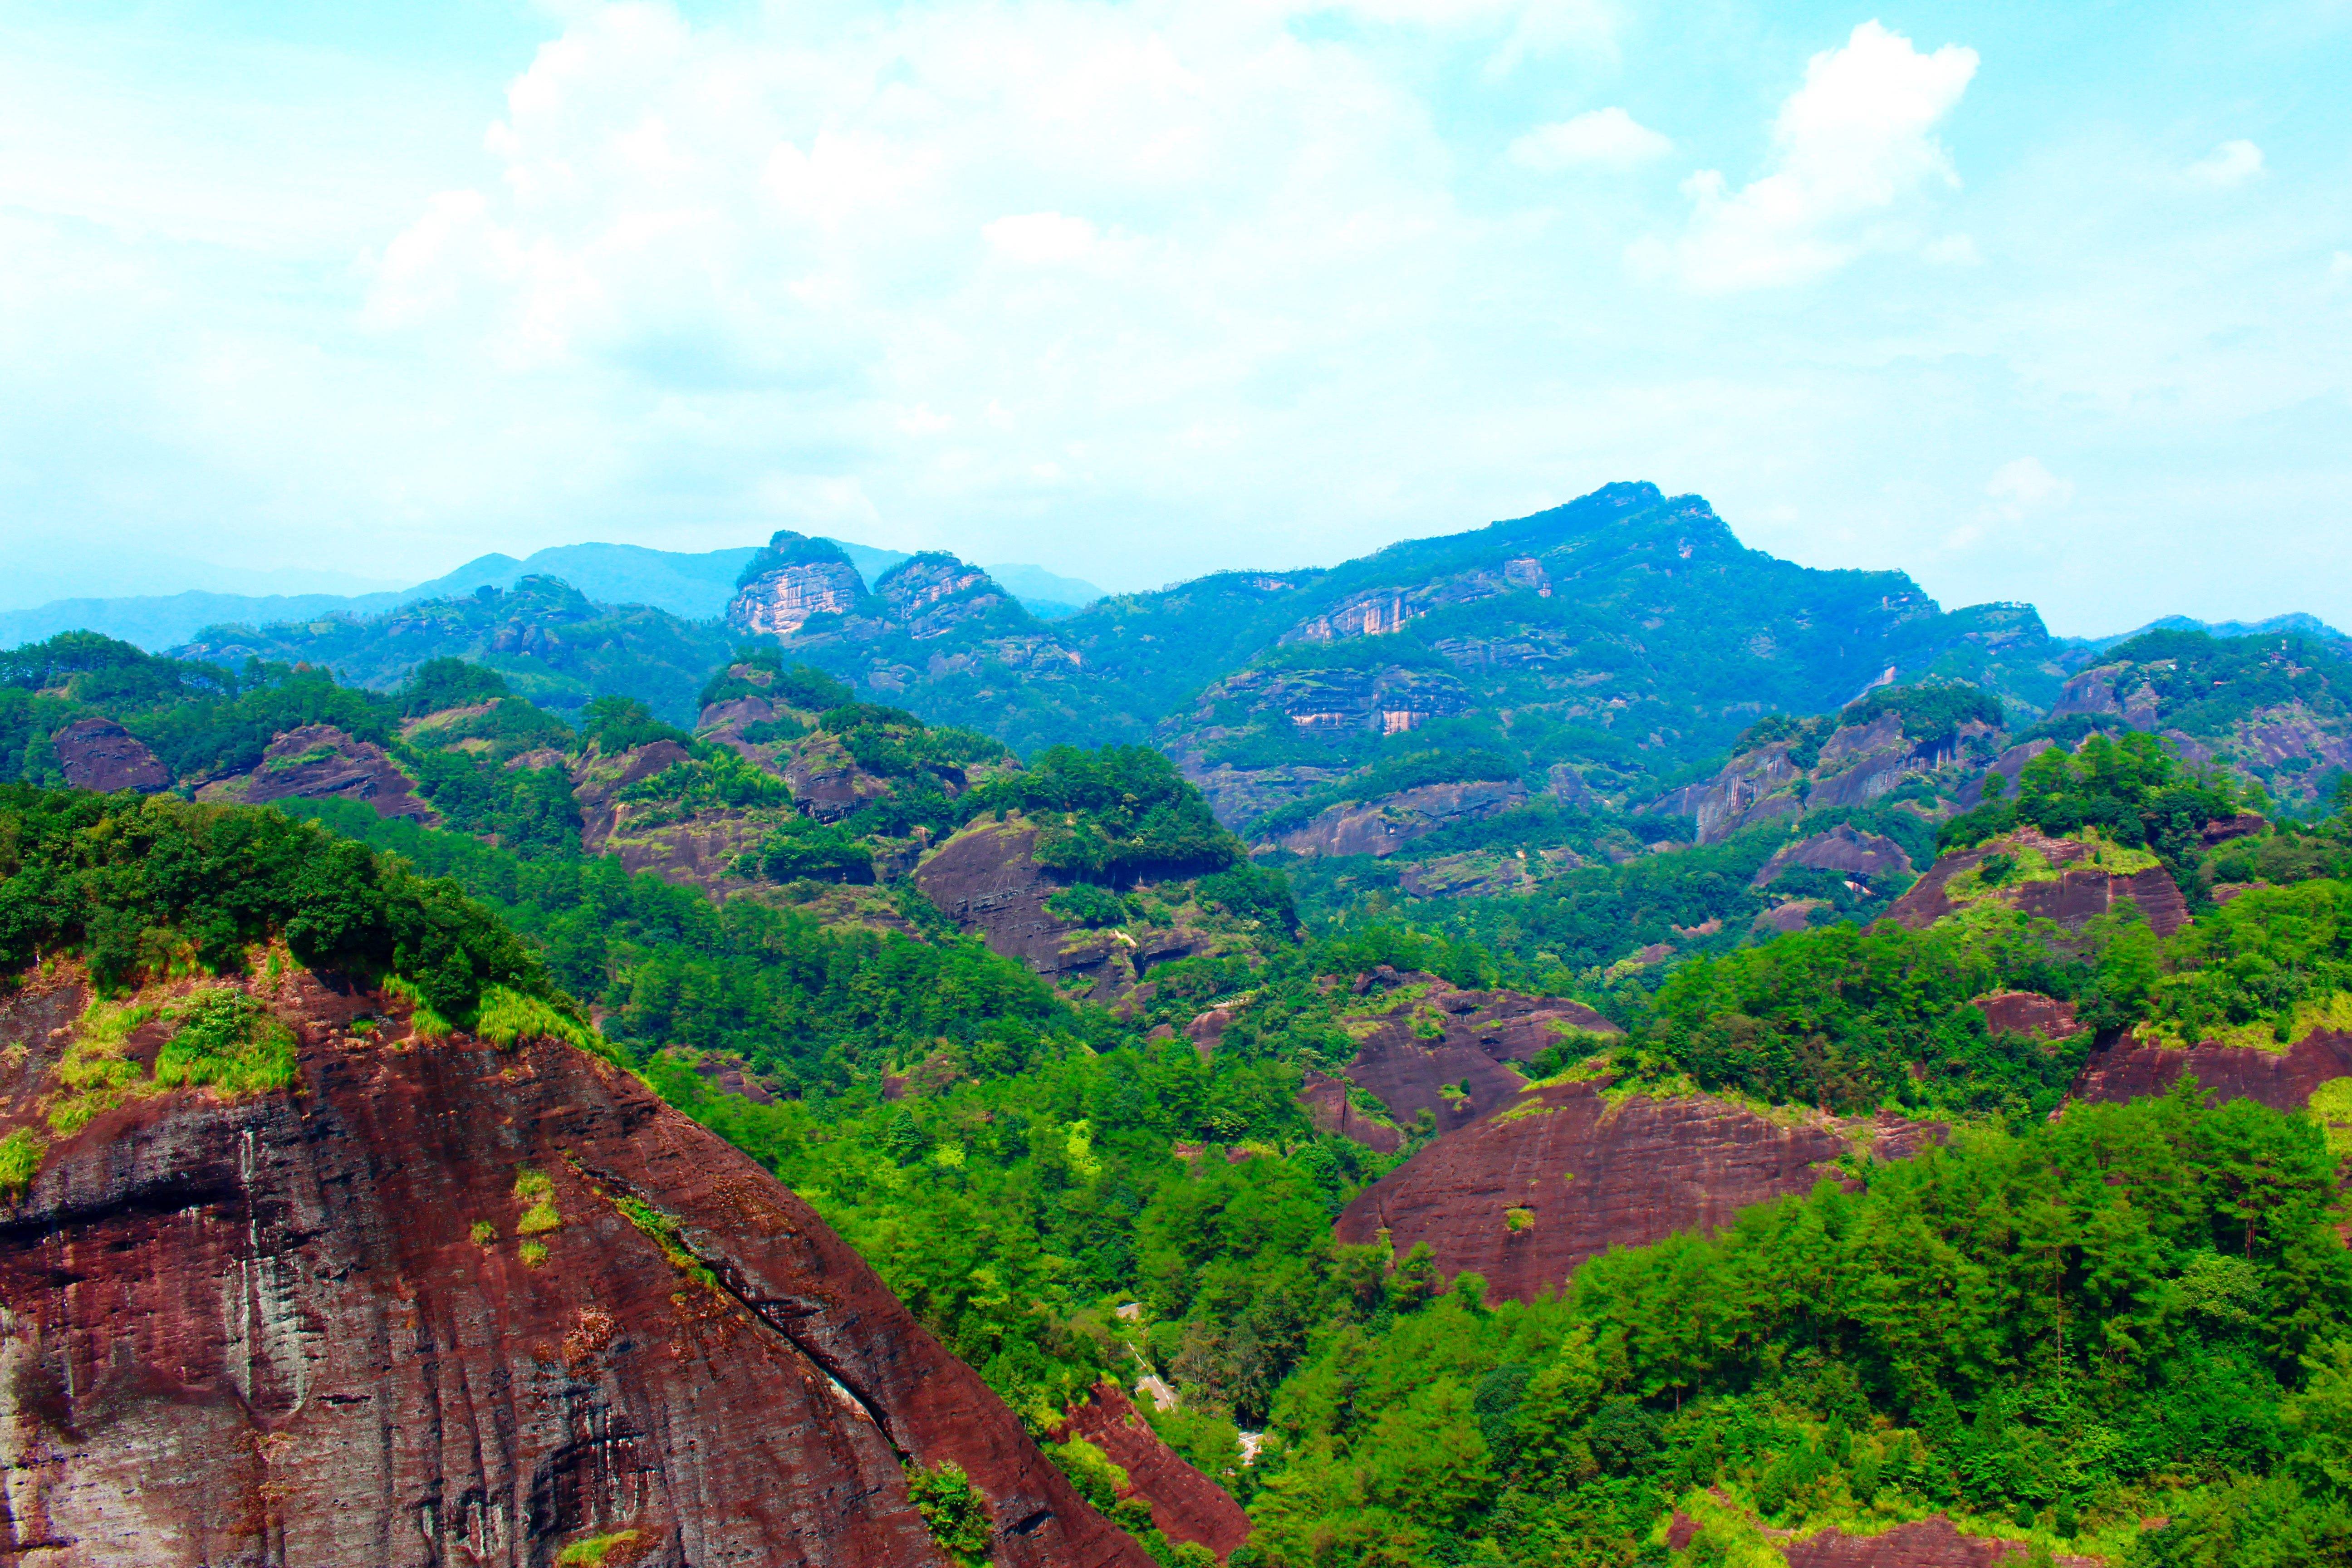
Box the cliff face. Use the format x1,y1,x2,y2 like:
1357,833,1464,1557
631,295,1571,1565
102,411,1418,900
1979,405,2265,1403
196,723,436,822
1059,1382,1250,1560
1883,828,2189,938
0,967,1149,1568
726,532,867,638
1303,972,1620,1145
49,717,169,794
1667,1511,2098,1567
2066,1027,2352,1113
1332,1078,1936,1303
909,819,1217,1000
1269,779,1526,858
564,738,777,893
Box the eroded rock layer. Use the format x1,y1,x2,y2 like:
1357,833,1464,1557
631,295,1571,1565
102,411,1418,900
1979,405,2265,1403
2066,1028,2352,1113
1060,1382,1251,1560
1301,972,1619,1146
1334,1079,1935,1303
49,717,169,794
1883,828,2189,937
0,970,1148,1568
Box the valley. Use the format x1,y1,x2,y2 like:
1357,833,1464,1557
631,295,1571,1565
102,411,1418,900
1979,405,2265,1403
2,484,2350,1567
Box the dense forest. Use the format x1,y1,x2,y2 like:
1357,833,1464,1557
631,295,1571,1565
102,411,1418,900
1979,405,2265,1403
4,619,2351,1567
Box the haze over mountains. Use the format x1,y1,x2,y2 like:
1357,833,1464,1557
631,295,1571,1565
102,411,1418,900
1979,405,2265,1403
0,539,1111,652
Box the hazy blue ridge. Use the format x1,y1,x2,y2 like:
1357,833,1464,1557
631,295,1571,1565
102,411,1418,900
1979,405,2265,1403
2,537,1105,652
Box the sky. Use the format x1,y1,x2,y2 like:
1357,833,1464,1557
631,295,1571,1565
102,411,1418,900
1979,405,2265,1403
2,0,2348,634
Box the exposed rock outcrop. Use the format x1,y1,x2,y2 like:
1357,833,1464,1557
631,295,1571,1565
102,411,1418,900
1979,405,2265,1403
2066,1028,2352,1113
0,966,1150,1568
568,740,773,892
197,723,435,821
49,716,169,794
1972,991,2083,1041
1883,828,2189,937
1272,780,1526,858
1749,823,1913,889
1297,1070,1406,1154
727,531,868,637
1312,974,1620,1141
1059,1382,1251,1560
1333,1078,1937,1302
910,819,1204,998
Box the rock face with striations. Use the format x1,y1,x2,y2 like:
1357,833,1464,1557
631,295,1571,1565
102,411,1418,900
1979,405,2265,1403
1302,971,1619,1144
1058,1382,1251,1561
1270,779,1526,858
0,966,1151,1568
728,531,869,638
1334,1078,1937,1303
1883,827,2189,938
48,716,170,794
2066,1028,2352,1113
196,723,436,822
911,818,1204,999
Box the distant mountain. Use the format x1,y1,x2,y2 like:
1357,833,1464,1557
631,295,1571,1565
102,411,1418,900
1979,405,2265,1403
176,575,735,725
0,589,414,655
1,538,1096,651
744,484,2080,828
2080,611,2348,652
985,563,1107,618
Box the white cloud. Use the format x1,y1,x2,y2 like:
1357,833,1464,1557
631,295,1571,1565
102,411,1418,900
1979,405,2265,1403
1922,233,1980,265
2185,139,2264,189
1507,108,1670,172
1986,456,2073,519
1633,20,1977,292
983,211,1102,265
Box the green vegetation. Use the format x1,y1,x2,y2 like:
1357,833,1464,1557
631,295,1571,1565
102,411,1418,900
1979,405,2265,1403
969,745,1243,883
1940,732,2246,886
1242,1084,2352,1568
554,1532,639,1567
697,647,856,714
2146,880,2352,1049
907,1460,995,1567
153,987,298,1095
0,787,566,1019
0,1126,44,1196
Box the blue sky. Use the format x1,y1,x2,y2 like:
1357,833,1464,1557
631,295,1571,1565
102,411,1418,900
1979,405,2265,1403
2,0,2347,634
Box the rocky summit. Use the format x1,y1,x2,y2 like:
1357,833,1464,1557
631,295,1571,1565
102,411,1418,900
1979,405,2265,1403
0,963,1146,1568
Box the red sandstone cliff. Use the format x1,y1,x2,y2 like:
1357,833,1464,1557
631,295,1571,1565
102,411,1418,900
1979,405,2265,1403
49,717,169,794
1300,971,1618,1146
195,723,436,822
1884,828,2188,937
2066,1027,2352,1113
1333,1079,1936,1303
1059,1382,1251,1560
0,966,1150,1568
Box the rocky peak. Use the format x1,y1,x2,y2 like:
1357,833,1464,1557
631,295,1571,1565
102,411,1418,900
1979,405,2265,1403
728,531,869,638
49,716,169,794
872,554,1019,639
0,963,1151,1568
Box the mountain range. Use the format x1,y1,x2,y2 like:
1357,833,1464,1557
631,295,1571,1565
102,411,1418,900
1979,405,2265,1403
0,539,1110,652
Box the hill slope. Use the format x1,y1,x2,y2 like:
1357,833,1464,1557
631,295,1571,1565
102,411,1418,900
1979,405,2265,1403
0,788,1152,1568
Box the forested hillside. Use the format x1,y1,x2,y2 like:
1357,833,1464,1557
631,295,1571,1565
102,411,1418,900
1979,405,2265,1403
8,487,2352,1566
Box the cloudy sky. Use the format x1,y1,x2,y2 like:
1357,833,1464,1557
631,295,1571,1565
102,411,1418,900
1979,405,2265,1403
3,0,2347,633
